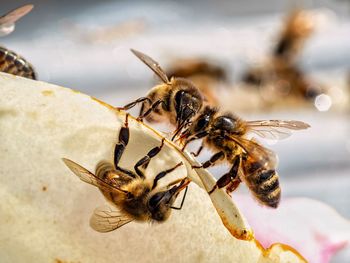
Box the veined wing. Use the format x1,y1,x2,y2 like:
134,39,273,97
226,135,277,170
62,158,127,194
90,206,133,232
246,120,310,140
0,4,33,27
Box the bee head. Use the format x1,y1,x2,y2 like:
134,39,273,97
180,106,216,141
147,190,174,221
173,78,203,127
147,180,189,222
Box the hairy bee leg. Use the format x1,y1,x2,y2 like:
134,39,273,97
191,145,203,157
191,151,225,169
137,99,165,121
134,138,166,178
208,156,240,195
226,178,242,194
114,114,136,178
116,97,152,111
152,162,183,190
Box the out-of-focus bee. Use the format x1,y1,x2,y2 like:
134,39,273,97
242,9,320,101
243,61,321,100
0,4,37,80
273,9,314,62
166,58,227,107
179,106,310,208
167,59,227,81
63,114,190,232
117,49,204,138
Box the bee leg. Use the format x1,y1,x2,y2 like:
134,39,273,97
191,144,203,157
137,99,165,121
180,139,191,151
191,151,224,169
134,138,165,178
116,97,152,111
208,156,240,195
114,114,136,178
226,178,241,194
151,162,183,190
181,131,208,151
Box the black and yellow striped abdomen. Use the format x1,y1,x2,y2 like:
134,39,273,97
243,162,281,208
0,46,36,79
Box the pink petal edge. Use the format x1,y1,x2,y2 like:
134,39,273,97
233,195,350,263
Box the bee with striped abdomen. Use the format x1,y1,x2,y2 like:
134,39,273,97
63,114,190,232
180,106,310,208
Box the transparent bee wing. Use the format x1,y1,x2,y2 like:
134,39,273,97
247,120,310,130
90,206,133,233
62,158,127,194
246,120,310,140
227,135,277,170
130,49,169,84
0,4,34,36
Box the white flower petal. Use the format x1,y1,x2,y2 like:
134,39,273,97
0,73,308,262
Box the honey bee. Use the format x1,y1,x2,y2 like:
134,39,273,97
179,106,310,208
63,114,190,232
117,49,204,138
0,4,37,80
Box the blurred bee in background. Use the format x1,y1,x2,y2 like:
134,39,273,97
273,9,314,62
242,9,322,102
166,58,228,107
179,106,310,208
0,4,37,80
63,114,190,232
118,49,205,139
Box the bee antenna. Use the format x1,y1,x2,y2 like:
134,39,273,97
170,185,189,210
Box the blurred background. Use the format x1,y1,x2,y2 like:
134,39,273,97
1,0,349,261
